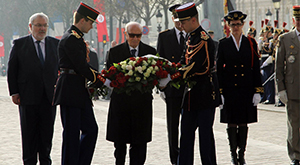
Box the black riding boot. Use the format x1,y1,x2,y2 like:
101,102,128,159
237,126,248,165
227,127,238,165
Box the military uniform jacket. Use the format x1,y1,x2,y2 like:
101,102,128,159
7,35,59,105
276,30,300,100
105,41,157,143
178,25,220,110
260,37,274,71
157,28,185,98
217,35,262,123
53,25,102,108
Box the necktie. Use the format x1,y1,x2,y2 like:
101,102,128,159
36,41,44,66
131,49,137,57
180,31,185,49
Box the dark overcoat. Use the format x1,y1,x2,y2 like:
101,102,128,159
217,35,263,124
105,41,156,143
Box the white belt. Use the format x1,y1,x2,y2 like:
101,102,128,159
261,54,269,58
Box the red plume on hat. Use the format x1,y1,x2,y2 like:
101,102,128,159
265,19,269,25
282,22,287,28
274,20,278,28
261,20,264,28
249,21,253,27
292,17,296,25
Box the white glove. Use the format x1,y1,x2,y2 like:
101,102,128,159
252,93,261,106
278,90,288,104
261,56,273,68
104,79,113,90
218,95,224,109
260,70,264,75
158,74,171,87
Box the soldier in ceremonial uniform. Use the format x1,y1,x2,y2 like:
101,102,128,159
53,2,110,165
275,6,300,165
217,10,263,165
260,19,275,104
173,2,220,164
247,21,256,38
156,4,185,165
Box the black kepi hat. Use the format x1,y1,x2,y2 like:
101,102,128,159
293,5,300,17
169,4,181,18
224,10,247,22
76,2,100,22
175,2,198,21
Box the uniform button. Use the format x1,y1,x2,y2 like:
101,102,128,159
241,65,244,67
234,65,237,67
241,74,244,76
235,74,237,77
235,84,237,86
172,56,174,59
290,52,293,54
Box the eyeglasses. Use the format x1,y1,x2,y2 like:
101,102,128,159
32,24,49,28
128,33,142,38
229,23,243,27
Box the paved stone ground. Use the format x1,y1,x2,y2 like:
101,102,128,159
0,76,291,165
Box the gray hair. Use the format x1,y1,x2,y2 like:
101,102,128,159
125,22,143,32
28,12,49,25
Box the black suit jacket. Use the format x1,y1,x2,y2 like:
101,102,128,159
157,28,185,98
106,41,157,143
7,35,59,105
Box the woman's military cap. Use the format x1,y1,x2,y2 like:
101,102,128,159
224,10,247,22
175,2,198,21
76,2,100,22
263,19,274,33
293,5,300,17
169,4,181,18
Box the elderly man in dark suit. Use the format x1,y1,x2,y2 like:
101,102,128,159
7,12,59,165
105,21,156,165
156,4,185,165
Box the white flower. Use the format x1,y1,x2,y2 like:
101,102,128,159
152,70,156,74
128,60,135,66
127,70,133,76
126,65,133,70
121,65,126,70
154,66,159,71
144,72,150,78
142,60,148,66
135,66,143,73
151,60,156,65
142,65,146,71
135,77,141,81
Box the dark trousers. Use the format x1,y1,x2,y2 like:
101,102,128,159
19,95,56,165
114,142,147,165
166,97,182,164
178,108,217,165
262,65,275,103
60,98,98,165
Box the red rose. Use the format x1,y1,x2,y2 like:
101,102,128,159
110,80,119,88
152,79,158,86
177,63,182,68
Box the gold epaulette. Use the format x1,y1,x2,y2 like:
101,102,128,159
159,29,170,34
71,30,81,39
200,31,209,40
255,87,264,93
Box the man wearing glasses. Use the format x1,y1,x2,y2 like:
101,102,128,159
7,12,59,164
105,22,156,165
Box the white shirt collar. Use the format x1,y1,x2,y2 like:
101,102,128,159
129,45,139,56
31,35,45,44
175,28,186,44
230,33,243,51
295,29,300,37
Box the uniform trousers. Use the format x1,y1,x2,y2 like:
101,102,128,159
178,108,217,165
166,97,182,164
60,98,98,165
114,142,147,165
19,92,56,165
262,65,275,103
287,99,300,160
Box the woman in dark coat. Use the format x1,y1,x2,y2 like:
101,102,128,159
217,10,263,165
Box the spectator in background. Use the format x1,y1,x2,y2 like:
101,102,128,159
86,40,99,71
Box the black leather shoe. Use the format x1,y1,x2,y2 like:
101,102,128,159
275,102,285,107
291,160,300,165
263,100,275,104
